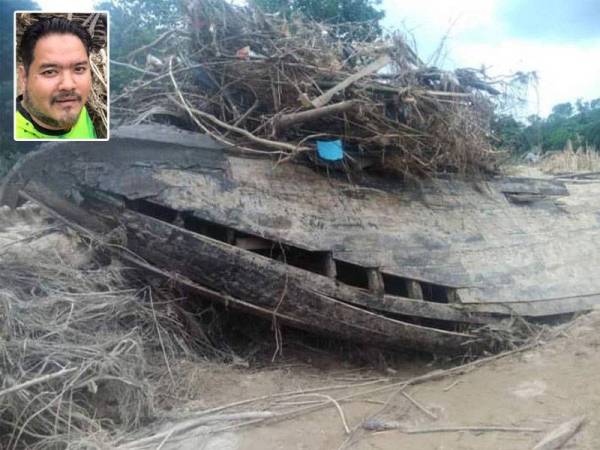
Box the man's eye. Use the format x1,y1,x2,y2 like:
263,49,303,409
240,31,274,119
41,70,57,76
74,66,88,74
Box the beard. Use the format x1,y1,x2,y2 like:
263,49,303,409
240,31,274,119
23,90,83,130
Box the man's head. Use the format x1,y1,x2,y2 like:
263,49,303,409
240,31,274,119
18,17,92,130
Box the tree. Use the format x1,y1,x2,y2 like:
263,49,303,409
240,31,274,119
583,121,600,148
252,0,385,39
491,95,600,155
575,98,590,115
96,0,183,94
491,114,527,153
548,102,573,121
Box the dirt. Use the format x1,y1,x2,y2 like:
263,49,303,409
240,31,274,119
2,204,599,450
151,311,599,450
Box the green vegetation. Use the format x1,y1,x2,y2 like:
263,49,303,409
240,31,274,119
96,0,183,94
253,0,384,39
492,98,600,155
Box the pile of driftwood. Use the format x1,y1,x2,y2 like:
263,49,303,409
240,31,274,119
112,0,511,177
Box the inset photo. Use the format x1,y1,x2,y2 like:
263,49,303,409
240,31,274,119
14,12,108,140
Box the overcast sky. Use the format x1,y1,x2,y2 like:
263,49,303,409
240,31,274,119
381,0,600,117
37,0,600,118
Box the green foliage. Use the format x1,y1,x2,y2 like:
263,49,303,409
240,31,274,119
493,98,600,155
548,102,573,120
491,114,526,152
253,0,385,39
97,0,183,94
583,121,600,148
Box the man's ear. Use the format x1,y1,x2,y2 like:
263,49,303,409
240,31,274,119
17,65,26,94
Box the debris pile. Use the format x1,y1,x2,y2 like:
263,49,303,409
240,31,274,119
113,0,512,177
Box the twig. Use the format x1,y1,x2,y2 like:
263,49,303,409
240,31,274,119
110,59,159,76
118,412,276,448
147,287,175,387
0,368,77,399
403,425,542,434
166,58,270,155
401,391,438,420
184,105,309,154
442,379,461,392
125,30,174,61
167,57,300,155
288,394,351,434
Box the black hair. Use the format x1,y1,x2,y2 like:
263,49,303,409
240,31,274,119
18,17,92,74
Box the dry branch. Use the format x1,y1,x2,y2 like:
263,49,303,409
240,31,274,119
309,54,391,108
402,425,542,434
110,0,527,178
274,100,360,134
532,416,586,450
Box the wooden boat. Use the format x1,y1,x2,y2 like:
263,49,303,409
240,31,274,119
3,125,600,353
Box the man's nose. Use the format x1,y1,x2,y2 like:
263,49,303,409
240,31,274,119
58,71,76,91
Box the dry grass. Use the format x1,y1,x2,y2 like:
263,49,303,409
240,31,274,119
0,214,208,448
539,145,600,174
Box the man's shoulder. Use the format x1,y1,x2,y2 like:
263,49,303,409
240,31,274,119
15,108,44,139
72,106,97,139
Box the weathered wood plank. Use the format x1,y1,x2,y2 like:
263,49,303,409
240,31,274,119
19,181,478,353
118,209,474,352
367,268,384,297
5,127,600,315
407,280,424,300
496,177,569,196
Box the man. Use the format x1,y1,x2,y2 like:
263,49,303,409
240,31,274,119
16,17,97,139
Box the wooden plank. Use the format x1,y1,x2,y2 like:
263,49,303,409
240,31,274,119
496,177,569,196
0,125,229,208
7,129,600,315
452,293,600,317
20,181,477,353
117,209,474,352
322,252,337,278
407,280,424,300
367,268,384,297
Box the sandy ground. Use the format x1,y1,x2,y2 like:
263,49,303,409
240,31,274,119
147,310,599,450
2,203,598,450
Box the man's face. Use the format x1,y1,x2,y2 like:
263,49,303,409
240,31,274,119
19,33,91,130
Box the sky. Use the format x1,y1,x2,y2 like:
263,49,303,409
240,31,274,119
36,0,600,118
381,0,600,118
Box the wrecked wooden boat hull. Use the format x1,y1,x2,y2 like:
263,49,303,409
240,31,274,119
3,125,600,352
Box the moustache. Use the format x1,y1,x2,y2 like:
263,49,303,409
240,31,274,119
51,92,82,105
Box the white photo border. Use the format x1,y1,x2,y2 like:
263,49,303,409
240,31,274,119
13,10,110,141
